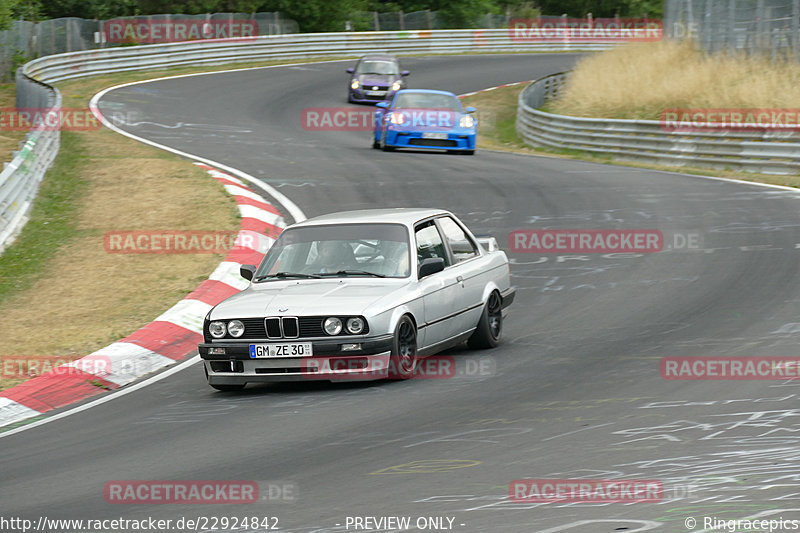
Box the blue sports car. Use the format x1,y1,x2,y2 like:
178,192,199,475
373,89,477,155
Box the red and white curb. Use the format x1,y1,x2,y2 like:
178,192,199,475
458,80,530,98
0,163,283,429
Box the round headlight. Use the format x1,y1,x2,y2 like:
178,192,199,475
351,79,360,90
323,317,343,335
209,321,226,338
227,320,245,338
346,317,365,335
391,80,402,91
460,115,475,128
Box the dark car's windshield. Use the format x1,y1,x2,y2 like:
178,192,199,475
355,60,399,76
254,223,411,280
392,92,462,112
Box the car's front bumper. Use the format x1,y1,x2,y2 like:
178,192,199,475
384,129,476,151
349,88,396,103
199,335,394,383
501,286,516,317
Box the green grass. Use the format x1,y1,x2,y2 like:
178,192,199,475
0,132,88,304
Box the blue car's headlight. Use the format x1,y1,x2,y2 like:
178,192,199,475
460,115,475,128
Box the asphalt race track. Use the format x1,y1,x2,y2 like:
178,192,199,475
3,54,800,532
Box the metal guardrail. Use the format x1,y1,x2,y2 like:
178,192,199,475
0,70,61,253
26,30,614,83
517,72,800,175
0,29,619,253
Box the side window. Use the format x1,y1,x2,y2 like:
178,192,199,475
438,217,478,262
415,222,449,267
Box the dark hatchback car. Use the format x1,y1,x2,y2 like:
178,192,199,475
347,54,409,104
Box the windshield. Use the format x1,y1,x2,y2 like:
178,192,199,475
392,92,462,112
254,223,410,280
355,60,399,76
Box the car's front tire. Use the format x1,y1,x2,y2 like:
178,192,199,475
389,315,417,379
468,291,502,349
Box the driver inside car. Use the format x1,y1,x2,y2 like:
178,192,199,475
313,241,357,273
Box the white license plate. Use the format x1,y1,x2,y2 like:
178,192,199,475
250,343,313,358
365,90,386,96
422,132,448,140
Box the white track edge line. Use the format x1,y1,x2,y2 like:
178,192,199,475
0,356,201,439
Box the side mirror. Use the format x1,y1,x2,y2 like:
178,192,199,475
346,67,354,74
401,70,410,76
375,101,389,109
240,264,256,281
465,106,476,114
418,257,445,278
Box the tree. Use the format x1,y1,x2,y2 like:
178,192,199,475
261,0,369,32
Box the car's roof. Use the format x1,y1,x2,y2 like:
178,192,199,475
293,208,451,227
358,54,398,62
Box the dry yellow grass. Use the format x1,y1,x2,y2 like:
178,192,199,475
463,82,800,189
0,78,240,391
551,40,800,119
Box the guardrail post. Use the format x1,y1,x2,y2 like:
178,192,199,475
793,0,799,59
727,0,737,53
703,0,712,52
756,0,765,55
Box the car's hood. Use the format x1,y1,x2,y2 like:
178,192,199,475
357,74,396,86
210,279,410,318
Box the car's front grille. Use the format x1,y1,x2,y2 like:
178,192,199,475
264,317,299,339
409,138,457,148
225,316,369,339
